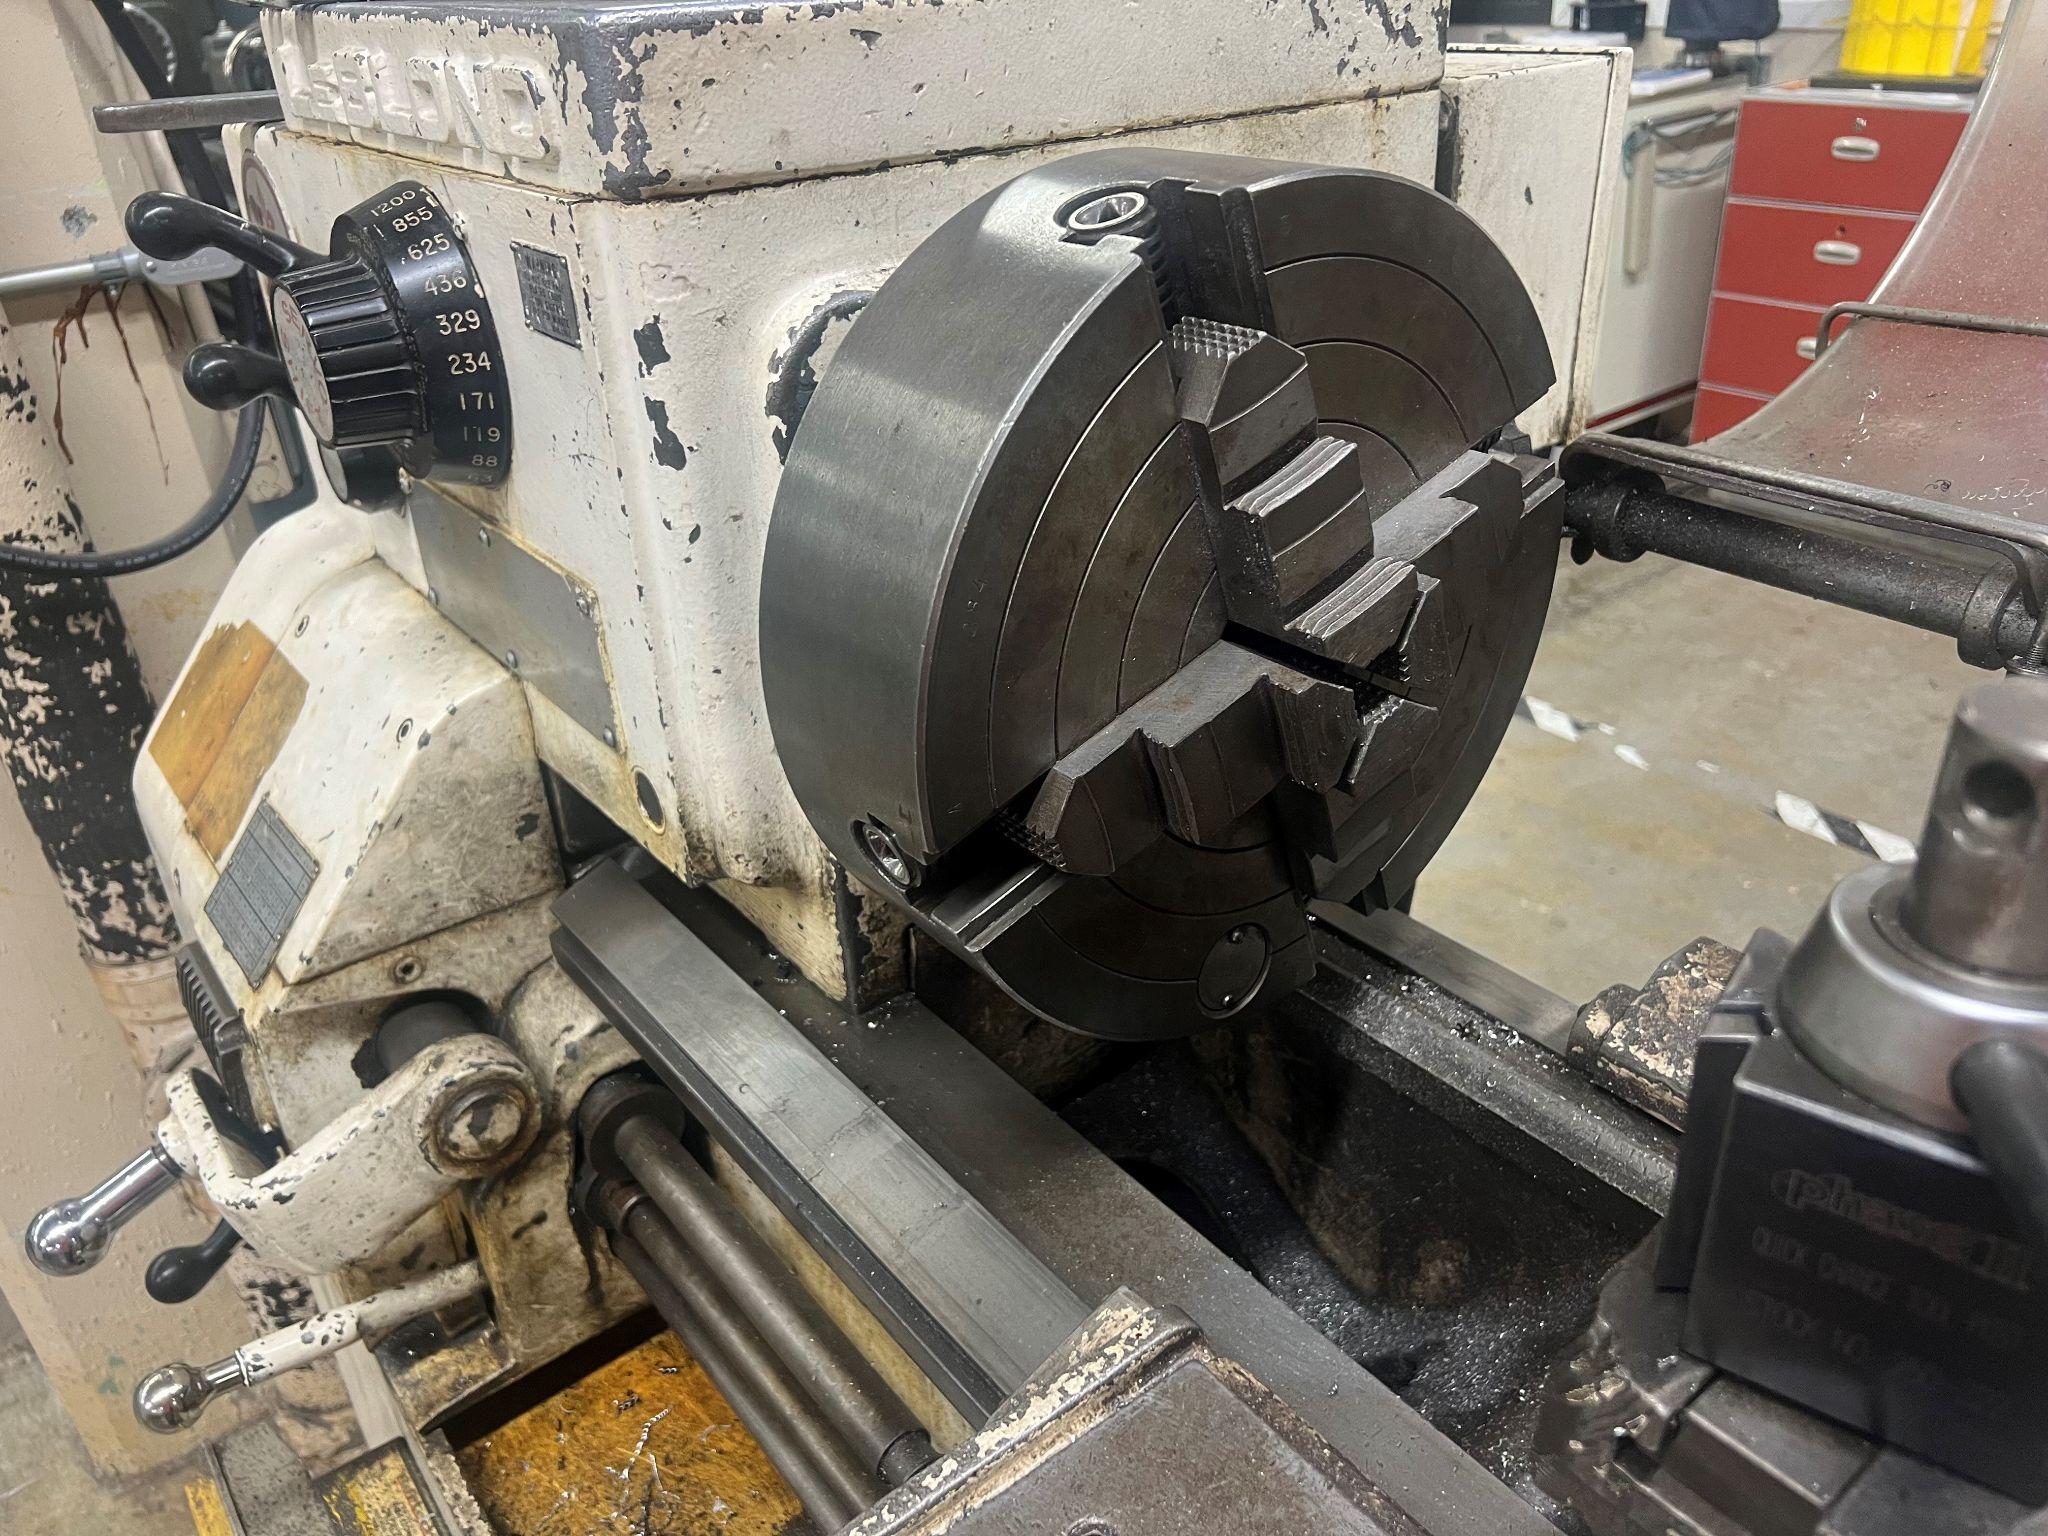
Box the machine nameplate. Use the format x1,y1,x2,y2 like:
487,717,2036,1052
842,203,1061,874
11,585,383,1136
411,487,617,743
205,801,320,986
511,244,579,348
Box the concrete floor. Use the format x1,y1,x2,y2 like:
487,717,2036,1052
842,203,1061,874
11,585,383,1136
0,549,1988,1536
0,1294,200,1533
1415,550,1979,1005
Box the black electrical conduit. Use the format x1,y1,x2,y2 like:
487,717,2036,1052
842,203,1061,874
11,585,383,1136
0,403,264,577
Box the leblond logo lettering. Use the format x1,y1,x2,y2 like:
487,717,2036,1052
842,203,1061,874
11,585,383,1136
273,40,561,166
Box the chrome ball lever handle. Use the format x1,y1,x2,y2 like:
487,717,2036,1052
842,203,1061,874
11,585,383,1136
24,1141,182,1277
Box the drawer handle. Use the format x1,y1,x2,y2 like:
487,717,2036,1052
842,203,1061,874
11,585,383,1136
1814,239,1863,266
1831,135,1881,162
1795,336,1819,360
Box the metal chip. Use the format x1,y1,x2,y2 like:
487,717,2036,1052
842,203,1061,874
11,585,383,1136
511,243,579,347
205,801,319,986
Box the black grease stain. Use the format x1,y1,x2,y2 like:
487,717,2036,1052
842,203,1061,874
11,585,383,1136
515,810,542,840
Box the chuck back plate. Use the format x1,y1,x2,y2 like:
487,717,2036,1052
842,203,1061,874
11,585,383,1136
761,149,1559,1038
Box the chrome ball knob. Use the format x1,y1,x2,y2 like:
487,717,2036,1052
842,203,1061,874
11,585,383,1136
133,1362,216,1434
24,1200,106,1277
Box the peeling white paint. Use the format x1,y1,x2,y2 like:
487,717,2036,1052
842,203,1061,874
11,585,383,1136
158,1033,537,1275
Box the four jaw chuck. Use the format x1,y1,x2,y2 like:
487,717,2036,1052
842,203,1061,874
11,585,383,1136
761,147,1561,1039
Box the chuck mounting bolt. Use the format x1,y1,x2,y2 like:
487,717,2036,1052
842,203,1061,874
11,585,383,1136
25,1142,182,1277
1903,678,2048,978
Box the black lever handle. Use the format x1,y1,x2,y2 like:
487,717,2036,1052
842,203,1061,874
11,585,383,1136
184,341,293,411
145,1220,243,1304
126,192,318,278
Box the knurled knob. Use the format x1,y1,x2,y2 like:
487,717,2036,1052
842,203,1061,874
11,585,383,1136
270,257,418,448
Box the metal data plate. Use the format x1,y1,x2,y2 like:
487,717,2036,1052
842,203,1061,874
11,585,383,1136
410,486,617,742
510,242,580,348
205,801,319,986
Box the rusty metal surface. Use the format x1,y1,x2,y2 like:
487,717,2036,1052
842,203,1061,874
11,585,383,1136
451,1328,805,1536
1568,937,1740,1130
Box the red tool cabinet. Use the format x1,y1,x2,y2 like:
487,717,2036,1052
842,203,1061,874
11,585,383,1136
1691,87,1971,441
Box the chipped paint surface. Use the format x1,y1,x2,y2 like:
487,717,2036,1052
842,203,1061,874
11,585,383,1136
261,0,1441,199
159,1032,537,1275
236,1259,485,1385
1437,47,1631,447
468,960,648,1364
0,324,175,962
131,521,560,1004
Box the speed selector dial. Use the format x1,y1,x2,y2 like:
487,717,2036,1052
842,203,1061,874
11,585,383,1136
271,260,415,447
128,181,512,487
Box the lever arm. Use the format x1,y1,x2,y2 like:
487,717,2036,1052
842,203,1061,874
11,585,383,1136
126,191,318,279
24,1141,182,1276
145,1220,244,1304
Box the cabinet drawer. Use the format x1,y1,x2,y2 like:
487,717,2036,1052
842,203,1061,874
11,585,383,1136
1730,97,1967,214
1713,201,1916,308
1691,386,1770,442
1701,296,1826,397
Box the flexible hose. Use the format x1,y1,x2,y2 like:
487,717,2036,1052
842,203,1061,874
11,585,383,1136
1952,1037,2048,1264
0,403,262,577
